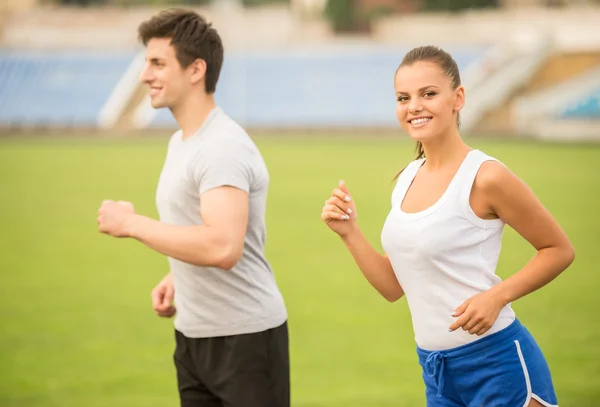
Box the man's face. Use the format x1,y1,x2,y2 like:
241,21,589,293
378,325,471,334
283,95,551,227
140,38,190,110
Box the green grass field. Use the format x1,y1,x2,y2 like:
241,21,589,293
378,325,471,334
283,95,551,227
1,134,599,407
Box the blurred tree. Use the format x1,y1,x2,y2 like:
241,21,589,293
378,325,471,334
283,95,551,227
324,0,418,33
324,0,371,32
422,0,498,11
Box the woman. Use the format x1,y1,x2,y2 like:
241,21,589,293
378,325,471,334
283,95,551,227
320,45,574,406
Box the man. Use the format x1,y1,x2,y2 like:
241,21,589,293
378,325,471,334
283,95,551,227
97,9,289,407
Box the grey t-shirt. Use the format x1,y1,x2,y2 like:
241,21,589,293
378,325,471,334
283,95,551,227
155,106,287,338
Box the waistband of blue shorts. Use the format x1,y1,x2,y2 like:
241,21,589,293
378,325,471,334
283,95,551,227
417,318,521,359
416,318,522,399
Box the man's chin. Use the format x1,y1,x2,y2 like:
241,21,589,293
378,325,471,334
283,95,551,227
150,100,167,109
148,96,168,108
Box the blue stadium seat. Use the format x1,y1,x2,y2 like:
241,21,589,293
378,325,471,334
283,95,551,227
0,50,134,127
560,88,600,119
0,45,488,129
150,45,488,128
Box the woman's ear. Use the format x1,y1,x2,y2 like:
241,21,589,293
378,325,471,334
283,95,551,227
454,86,465,112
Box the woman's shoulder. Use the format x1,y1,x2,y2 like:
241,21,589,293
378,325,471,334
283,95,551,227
471,150,516,195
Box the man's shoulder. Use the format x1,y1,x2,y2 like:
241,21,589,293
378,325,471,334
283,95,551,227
166,129,182,145
210,110,252,141
205,111,261,155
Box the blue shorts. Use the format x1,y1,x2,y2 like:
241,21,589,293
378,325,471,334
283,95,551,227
417,319,558,407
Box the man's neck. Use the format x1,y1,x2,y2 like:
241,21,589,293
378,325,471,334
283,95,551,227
172,93,217,140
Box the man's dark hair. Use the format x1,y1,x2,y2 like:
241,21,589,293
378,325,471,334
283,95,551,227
138,8,224,94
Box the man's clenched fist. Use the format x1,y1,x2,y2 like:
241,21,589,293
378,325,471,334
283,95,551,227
97,200,136,238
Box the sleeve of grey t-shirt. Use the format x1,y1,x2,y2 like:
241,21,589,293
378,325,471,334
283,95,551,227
191,136,254,195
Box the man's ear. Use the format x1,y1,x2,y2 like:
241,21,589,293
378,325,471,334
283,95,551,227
190,58,207,85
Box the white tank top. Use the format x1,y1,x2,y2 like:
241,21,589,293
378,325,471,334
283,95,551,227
381,149,515,351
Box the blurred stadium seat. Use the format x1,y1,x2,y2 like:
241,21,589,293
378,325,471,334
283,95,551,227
0,50,134,127
1,3,599,139
560,88,600,119
149,45,489,128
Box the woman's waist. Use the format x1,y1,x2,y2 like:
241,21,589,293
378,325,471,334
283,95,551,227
412,308,517,353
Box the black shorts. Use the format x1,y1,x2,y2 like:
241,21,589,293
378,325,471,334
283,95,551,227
173,321,290,407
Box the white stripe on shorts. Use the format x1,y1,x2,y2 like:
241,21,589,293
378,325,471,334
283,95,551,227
514,340,558,407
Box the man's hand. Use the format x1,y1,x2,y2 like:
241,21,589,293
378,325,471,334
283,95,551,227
97,200,136,238
151,273,176,318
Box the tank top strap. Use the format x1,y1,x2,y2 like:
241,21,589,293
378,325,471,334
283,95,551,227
391,158,425,208
455,149,505,228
